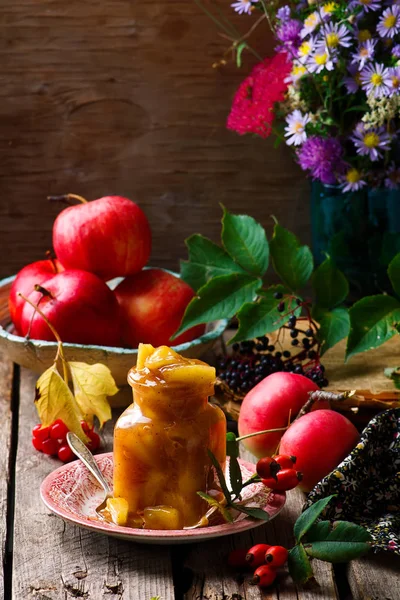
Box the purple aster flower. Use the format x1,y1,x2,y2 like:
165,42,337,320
318,23,353,51
231,0,257,15
276,18,302,52
351,39,377,69
385,163,400,189
351,123,391,161
377,5,400,37
349,0,382,12
277,5,291,21
297,136,345,185
388,66,400,92
392,44,400,57
344,64,362,93
284,110,310,146
360,62,391,97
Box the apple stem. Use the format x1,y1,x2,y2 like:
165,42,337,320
295,389,356,422
48,193,88,205
45,250,59,273
34,284,54,298
17,292,69,383
236,426,288,442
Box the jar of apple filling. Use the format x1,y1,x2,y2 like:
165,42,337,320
112,344,226,529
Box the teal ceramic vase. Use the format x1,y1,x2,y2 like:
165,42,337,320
311,181,400,298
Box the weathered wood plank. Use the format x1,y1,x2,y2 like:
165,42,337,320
12,367,175,600
0,0,309,281
0,350,14,599
183,450,339,600
347,553,400,600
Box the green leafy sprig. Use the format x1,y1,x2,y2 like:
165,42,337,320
176,206,400,362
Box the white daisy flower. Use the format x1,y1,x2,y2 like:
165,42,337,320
301,11,322,38
284,110,310,145
307,48,335,73
297,37,316,63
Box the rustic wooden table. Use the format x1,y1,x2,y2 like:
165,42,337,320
1,353,400,600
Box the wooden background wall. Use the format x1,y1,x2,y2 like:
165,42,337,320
0,0,309,279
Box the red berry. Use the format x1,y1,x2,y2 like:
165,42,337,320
256,457,281,480
87,430,100,451
58,444,74,463
246,544,271,567
32,424,50,442
227,549,249,568
265,546,289,567
273,454,297,469
32,436,43,452
252,564,277,587
41,438,60,456
262,469,303,491
50,419,69,442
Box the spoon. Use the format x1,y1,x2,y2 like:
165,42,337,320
66,432,112,516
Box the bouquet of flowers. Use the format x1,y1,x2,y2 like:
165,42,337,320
222,0,400,191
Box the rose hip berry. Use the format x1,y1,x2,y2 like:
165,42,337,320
227,548,249,568
246,544,271,567
265,545,289,567
273,454,297,469
256,456,281,480
252,564,277,587
50,419,69,442
262,469,303,491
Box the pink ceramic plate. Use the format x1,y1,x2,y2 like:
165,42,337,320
40,453,286,544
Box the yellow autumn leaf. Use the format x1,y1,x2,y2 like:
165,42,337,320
68,362,118,428
35,365,89,443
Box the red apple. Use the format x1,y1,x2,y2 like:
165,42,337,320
238,372,329,458
53,195,151,280
19,269,122,346
9,258,64,334
114,268,205,347
279,410,360,492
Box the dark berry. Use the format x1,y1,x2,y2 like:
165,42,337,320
321,378,329,387
275,351,282,359
267,345,275,352
273,291,283,300
290,329,298,339
283,350,291,358
233,343,240,352
291,339,299,346
305,328,314,337
277,302,285,312
302,338,311,348
294,365,303,374
288,315,297,328
295,298,302,306
308,350,317,359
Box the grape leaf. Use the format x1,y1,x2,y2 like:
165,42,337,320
174,273,261,337
221,206,269,277
288,543,314,585
35,365,89,442
180,234,245,291
197,491,234,523
346,295,400,360
314,307,350,355
388,252,400,298
270,223,314,292
304,521,372,563
294,494,336,543
312,257,349,309
69,362,118,428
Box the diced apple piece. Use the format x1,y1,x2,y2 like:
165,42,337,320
162,363,216,385
107,497,129,526
144,345,184,370
137,343,155,370
143,505,183,530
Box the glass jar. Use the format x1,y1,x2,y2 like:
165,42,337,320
113,345,226,529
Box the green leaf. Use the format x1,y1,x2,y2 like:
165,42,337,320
288,544,314,585
232,504,270,521
384,366,400,389
304,521,372,563
231,285,301,344
314,307,350,355
207,449,231,502
294,495,336,543
236,42,247,67
380,233,400,267
221,206,269,277
180,234,245,291
229,456,243,498
174,273,261,337
197,491,234,523
346,295,400,360
304,521,333,542
226,432,239,458
388,253,400,298
312,257,349,309
270,223,314,292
